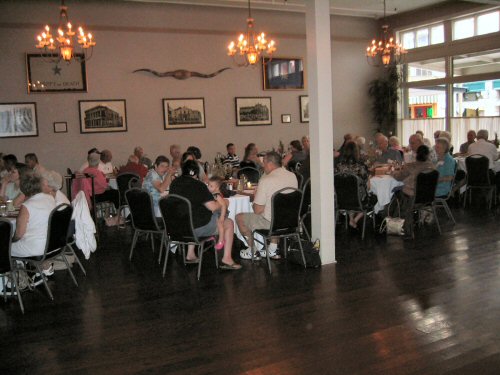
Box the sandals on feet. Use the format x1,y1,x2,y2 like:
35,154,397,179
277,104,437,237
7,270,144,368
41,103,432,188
220,262,242,270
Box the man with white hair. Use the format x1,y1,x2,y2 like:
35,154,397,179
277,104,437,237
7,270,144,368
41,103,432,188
468,129,498,168
41,170,70,205
374,134,402,164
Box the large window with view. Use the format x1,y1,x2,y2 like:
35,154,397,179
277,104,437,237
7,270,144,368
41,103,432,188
453,11,499,40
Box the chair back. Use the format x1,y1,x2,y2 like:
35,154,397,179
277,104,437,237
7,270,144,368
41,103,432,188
116,172,140,203
269,187,303,235
442,160,458,199
0,219,13,274
159,194,197,243
237,167,260,184
414,169,439,205
334,173,363,211
294,172,304,189
465,155,491,186
300,178,311,217
125,188,161,231
45,204,73,257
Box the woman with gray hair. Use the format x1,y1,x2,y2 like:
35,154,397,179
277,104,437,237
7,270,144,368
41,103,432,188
12,172,56,263
434,138,455,198
42,170,70,205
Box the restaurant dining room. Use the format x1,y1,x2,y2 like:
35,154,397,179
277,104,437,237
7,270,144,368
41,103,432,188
1,0,500,373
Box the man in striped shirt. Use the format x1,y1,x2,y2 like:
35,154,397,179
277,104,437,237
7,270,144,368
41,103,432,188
223,143,240,169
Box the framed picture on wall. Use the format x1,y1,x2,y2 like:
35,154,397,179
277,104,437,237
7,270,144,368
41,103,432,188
163,98,206,130
281,114,291,123
26,53,87,93
0,102,38,138
79,100,127,134
299,95,309,123
235,97,272,126
262,57,305,90
53,121,68,133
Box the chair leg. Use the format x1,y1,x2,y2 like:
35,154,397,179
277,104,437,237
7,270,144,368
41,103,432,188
432,205,441,234
361,213,367,240
150,232,155,253
68,244,87,276
61,254,79,287
35,263,54,300
264,241,272,274
158,232,165,264
162,240,170,278
129,230,139,261
11,269,24,314
213,240,219,269
443,201,456,224
296,234,306,268
283,237,288,260
2,274,6,302
197,244,204,281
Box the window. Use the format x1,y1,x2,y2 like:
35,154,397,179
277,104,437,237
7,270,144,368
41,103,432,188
400,23,444,50
453,11,500,40
408,86,446,119
407,58,446,82
453,80,500,117
453,49,500,77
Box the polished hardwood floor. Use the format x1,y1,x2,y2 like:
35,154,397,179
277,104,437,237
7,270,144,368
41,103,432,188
2,206,500,374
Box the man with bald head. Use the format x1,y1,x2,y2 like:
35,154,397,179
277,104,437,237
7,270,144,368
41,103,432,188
374,134,402,164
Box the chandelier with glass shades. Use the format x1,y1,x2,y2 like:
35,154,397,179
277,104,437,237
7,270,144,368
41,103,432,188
366,0,406,67
227,0,276,67
35,0,95,63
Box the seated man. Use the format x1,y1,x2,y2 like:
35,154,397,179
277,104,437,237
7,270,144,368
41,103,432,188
169,144,182,170
99,149,114,175
118,155,148,184
236,151,298,260
374,134,402,164
24,153,47,174
82,153,119,209
134,146,152,169
468,129,498,168
459,130,476,154
223,143,240,169
79,148,103,172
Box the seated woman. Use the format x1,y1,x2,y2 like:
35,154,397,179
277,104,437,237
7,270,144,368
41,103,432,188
169,160,241,270
240,143,264,170
0,163,27,207
434,138,456,198
187,146,208,183
282,140,307,171
142,155,174,217
42,170,70,205
334,141,371,229
82,153,120,210
391,145,435,237
11,172,56,275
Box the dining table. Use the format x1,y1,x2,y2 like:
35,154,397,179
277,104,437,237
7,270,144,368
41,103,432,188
369,174,404,213
227,190,264,250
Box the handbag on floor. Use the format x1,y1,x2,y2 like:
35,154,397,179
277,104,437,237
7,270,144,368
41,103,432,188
380,198,405,236
287,238,321,268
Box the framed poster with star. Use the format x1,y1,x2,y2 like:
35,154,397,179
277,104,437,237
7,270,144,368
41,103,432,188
26,53,87,93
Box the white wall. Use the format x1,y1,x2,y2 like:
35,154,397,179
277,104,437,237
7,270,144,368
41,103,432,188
0,0,379,175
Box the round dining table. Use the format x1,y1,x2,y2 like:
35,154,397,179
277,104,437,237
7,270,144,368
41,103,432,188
369,175,404,213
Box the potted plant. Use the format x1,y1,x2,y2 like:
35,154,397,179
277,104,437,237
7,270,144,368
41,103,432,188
367,66,400,135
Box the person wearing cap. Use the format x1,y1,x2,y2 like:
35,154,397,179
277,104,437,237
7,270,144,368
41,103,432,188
41,170,70,205
82,153,119,209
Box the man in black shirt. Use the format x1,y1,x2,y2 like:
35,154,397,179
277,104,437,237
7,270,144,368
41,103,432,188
169,160,241,270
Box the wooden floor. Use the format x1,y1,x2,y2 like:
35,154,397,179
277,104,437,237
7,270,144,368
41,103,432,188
2,206,500,374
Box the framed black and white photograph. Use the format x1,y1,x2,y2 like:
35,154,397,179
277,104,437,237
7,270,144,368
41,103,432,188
26,53,87,93
163,98,206,130
281,114,291,123
262,57,305,90
79,100,127,134
299,95,309,123
53,121,67,133
235,97,272,127
0,102,38,138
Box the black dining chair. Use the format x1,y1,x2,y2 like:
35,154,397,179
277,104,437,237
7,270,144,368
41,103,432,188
237,167,261,184
334,173,376,240
125,188,166,263
464,154,497,209
116,172,140,227
159,194,217,280
12,204,78,301
253,187,305,274
299,178,311,241
0,219,24,313
409,169,440,238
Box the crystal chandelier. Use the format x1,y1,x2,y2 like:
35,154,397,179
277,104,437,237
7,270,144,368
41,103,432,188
227,0,276,67
35,0,95,63
366,0,406,67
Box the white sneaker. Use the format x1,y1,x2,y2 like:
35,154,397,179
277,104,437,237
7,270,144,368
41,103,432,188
240,247,260,260
169,244,178,254
42,263,54,277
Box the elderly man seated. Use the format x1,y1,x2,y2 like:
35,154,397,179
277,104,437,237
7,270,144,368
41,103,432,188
374,134,402,164
236,151,298,260
458,130,476,155
468,129,498,168
99,149,114,175
118,155,148,184
134,146,152,169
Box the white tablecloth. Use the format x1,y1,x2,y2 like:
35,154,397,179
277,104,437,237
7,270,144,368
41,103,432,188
227,195,252,241
455,157,500,173
370,175,404,213
108,178,118,190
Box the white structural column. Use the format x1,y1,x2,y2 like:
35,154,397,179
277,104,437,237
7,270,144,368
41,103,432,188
305,0,336,264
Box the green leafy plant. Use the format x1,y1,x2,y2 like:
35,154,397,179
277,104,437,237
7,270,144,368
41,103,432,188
368,66,400,135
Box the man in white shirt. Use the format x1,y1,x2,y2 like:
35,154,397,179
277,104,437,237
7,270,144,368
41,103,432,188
468,129,498,169
236,151,298,260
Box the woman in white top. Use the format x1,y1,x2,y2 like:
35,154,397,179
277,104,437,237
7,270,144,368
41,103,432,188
11,172,56,258
0,164,27,207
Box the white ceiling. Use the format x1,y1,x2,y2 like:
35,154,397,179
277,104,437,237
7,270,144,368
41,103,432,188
124,0,494,18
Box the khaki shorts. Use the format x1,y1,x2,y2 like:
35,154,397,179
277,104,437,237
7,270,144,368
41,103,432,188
240,213,271,232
